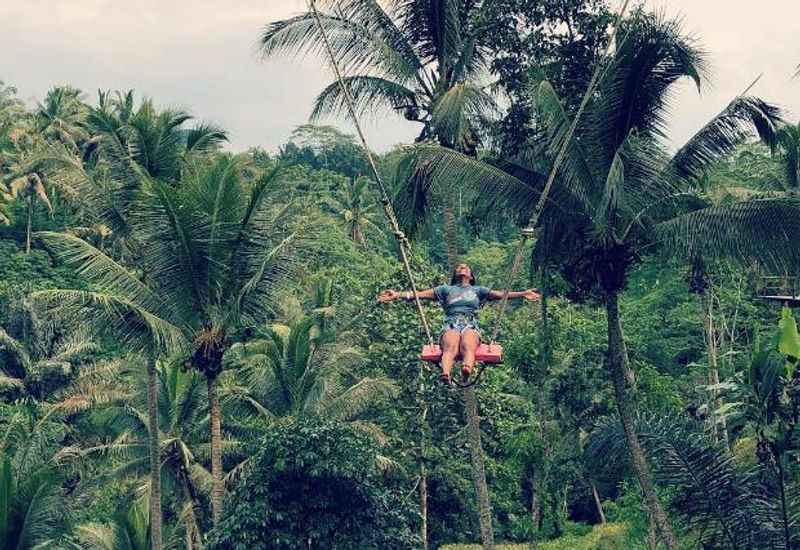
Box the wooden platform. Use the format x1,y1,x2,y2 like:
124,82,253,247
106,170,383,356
758,295,800,307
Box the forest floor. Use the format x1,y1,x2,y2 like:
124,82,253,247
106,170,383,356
439,522,628,550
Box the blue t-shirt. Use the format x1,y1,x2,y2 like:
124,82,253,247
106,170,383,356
434,284,491,319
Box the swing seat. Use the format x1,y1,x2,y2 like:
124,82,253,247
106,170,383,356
420,343,503,364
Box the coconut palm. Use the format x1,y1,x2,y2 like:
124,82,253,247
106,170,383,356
35,86,88,152
258,0,496,152
328,176,380,244
84,91,228,184
0,295,96,400
58,359,235,548
34,155,304,536
396,12,799,548
223,316,396,427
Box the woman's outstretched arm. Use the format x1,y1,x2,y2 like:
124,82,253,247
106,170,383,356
378,288,436,303
487,289,540,301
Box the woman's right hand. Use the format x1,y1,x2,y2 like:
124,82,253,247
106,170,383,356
378,289,400,303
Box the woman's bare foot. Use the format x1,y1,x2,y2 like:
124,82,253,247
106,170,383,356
461,365,473,379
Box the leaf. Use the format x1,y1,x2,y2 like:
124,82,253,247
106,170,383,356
779,307,800,360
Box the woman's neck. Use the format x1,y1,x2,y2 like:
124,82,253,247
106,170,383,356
457,277,470,286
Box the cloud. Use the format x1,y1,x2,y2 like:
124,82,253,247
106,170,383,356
0,0,417,151
1,1,797,153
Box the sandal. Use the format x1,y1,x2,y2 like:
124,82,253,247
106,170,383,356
440,372,452,386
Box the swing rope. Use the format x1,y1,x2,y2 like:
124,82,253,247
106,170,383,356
308,0,435,346
461,0,632,388
307,0,632,386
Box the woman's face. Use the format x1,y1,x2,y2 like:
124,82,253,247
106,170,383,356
455,263,472,281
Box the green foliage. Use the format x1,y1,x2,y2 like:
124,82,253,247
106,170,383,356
439,522,628,550
206,420,419,550
0,239,83,305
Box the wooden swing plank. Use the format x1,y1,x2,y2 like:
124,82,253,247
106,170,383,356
420,343,503,364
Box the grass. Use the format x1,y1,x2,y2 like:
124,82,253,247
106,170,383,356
439,522,628,550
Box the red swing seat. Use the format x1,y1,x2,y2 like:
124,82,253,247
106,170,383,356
420,343,503,364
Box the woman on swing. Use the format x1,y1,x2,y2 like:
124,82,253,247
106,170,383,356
379,263,540,384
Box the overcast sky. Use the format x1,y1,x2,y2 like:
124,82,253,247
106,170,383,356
2,1,798,152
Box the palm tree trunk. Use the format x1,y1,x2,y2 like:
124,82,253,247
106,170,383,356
146,356,163,550
462,385,495,550
208,376,224,527
25,195,33,254
647,511,658,550
704,289,730,450
529,474,540,550
592,482,606,524
605,292,677,550
182,476,204,549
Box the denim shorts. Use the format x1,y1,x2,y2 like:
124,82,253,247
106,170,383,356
440,315,481,339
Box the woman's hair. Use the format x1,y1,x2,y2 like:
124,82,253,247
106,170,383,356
450,265,476,286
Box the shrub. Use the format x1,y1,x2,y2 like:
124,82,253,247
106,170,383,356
206,420,419,550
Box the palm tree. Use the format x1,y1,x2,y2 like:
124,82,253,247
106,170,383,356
775,122,800,192
84,90,228,184
396,12,800,549
0,295,96,399
58,359,234,548
34,86,88,152
0,405,71,549
260,6,502,543
223,316,396,427
328,176,380,244
6,172,51,254
35,155,303,534
259,0,496,152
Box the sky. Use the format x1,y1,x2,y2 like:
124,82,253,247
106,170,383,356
1,0,798,153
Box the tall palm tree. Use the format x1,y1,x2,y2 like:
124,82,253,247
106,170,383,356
396,12,800,549
58,359,234,548
259,0,496,152
260,6,501,544
6,173,51,254
34,155,303,534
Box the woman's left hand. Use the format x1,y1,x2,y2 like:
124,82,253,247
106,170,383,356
522,289,541,301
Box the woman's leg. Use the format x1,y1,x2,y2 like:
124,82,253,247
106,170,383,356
460,329,480,378
440,330,461,380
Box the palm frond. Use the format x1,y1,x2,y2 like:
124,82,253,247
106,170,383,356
394,144,536,235
30,289,185,353
0,327,31,373
36,230,171,317
670,96,782,184
311,76,417,121
654,197,800,272
430,83,497,150
595,11,707,159
258,11,419,84
319,376,398,421
184,122,228,154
